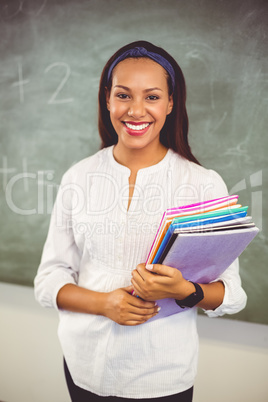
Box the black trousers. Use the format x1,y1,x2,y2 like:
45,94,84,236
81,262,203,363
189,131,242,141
64,359,193,402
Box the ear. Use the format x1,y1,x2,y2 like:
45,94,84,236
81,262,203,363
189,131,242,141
167,94,173,115
105,87,110,111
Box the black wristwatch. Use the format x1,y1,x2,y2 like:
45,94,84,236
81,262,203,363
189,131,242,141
175,282,204,308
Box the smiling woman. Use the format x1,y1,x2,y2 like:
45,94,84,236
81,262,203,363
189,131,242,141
105,58,173,186
34,40,247,402
99,41,200,164
106,58,173,161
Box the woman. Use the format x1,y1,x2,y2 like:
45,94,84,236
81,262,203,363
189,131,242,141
34,40,247,401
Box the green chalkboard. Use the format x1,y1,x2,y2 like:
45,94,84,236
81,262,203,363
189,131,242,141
0,0,267,324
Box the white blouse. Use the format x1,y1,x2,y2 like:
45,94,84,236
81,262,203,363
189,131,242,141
34,146,247,398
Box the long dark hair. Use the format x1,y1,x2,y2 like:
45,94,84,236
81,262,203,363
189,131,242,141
98,40,200,165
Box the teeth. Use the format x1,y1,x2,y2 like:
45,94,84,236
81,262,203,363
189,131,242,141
125,122,150,131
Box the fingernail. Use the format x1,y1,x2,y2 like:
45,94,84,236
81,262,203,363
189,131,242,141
157,306,161,312
131,290,136,296
146,264,154,270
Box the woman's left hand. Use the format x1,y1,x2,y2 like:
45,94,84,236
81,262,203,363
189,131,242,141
131,263,194,301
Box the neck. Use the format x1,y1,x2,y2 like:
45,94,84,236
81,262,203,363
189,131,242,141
113,142,168,172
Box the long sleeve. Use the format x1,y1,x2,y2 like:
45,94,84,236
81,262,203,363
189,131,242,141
34,170,81,309
204,258,247,317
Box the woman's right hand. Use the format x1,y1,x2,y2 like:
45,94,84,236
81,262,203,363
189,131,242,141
103,286,160,326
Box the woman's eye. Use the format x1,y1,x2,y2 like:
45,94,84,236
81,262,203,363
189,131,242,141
117,93,129,99
147,95,159,101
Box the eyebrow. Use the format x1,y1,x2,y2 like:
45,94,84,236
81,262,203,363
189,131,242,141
114,85,163,92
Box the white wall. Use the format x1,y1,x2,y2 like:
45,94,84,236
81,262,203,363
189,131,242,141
0,282,267,402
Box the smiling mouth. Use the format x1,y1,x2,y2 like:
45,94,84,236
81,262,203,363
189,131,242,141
123,122,151,131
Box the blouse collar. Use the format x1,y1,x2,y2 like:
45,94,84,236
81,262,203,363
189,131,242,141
107,145,173,176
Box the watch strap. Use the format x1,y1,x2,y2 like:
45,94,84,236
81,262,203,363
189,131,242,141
175,282,204,308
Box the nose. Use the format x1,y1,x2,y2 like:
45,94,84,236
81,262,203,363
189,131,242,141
127,99,146,118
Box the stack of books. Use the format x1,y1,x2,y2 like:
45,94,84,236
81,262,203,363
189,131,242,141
145,195,259,321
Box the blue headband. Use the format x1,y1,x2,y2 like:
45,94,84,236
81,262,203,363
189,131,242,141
107,47,175,92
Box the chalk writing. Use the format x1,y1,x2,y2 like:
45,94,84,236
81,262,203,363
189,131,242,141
11,62,29,104
9,61,74,104
45,62,74,105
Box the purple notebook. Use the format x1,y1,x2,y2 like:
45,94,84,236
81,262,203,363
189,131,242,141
147,226,259,322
